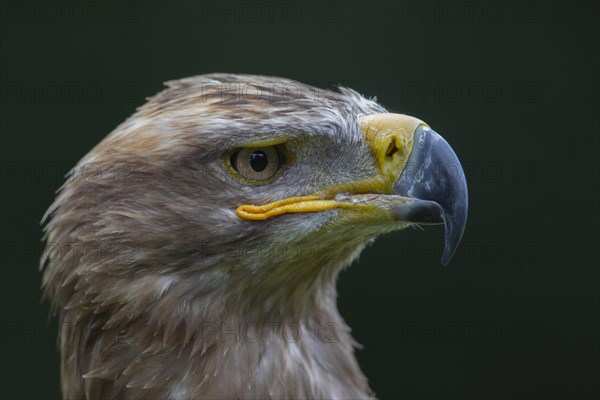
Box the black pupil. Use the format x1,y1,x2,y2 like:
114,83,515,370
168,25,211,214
250,151,268,172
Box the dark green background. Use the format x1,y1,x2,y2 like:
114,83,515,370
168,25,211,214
1,1,598,398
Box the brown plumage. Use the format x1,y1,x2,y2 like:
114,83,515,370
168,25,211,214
41,74,467,399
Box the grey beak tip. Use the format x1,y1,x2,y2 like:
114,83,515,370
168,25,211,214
394,126,469,265
440,174,469,265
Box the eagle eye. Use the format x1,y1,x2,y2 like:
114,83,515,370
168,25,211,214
230,145,285,182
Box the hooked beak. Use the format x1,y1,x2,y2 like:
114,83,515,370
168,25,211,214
236,113,468,265
392,125,469,265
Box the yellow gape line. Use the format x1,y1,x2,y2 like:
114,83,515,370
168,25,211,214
236,196,341,220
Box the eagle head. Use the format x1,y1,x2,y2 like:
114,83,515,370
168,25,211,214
41,74,467,399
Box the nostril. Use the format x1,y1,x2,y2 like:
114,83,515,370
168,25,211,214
386,140,399,157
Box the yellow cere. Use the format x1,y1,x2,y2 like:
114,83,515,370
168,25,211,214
359,113,425,192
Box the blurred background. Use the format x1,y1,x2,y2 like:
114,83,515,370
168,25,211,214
1,1,598,398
